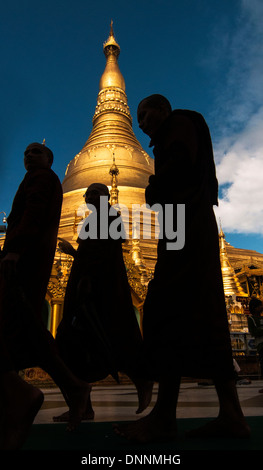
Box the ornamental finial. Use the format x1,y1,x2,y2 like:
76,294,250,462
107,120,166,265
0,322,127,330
103,20,120,52
110,19,114,35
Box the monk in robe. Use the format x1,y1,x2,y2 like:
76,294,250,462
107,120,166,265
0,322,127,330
114,94,250,442
55,183,153,422
0,143,89,434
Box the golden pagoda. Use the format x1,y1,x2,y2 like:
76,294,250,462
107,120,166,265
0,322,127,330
47,23,157,336
59,22,155,251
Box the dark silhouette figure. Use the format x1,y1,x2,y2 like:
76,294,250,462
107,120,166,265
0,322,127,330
0,143,89,437
55,183,153,422
114,95,250,442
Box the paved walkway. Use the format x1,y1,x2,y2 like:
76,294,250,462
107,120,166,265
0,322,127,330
34,379,263,425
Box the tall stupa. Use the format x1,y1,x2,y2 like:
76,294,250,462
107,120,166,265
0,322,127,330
58,22,156,271
46,23,158,338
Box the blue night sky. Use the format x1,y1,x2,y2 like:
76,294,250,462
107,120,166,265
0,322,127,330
1,0,263,253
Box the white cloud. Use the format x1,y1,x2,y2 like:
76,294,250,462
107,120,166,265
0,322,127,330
208,0,263,137
212,1,263,235
214,107,263,234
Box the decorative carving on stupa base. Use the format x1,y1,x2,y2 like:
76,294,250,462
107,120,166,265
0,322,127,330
124,252,153,302
47,245,73,337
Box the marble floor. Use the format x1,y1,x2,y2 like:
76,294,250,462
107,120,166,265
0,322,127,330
34,379,263,425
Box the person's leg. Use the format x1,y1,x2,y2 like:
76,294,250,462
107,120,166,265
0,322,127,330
7,292,91,432
4,310,91,432
124,372,154,414
0,370,44,450
37,351,91,431
187,379,250,438
0,321,43,449
53,385,94,422
114,376,180,443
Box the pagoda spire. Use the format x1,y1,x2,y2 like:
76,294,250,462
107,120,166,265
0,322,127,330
89,20,134,135
62,22,153,195
99,20,126,92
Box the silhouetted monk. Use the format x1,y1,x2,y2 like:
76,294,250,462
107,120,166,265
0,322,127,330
55,183,153,422
114,95,250,442
0,142,89,434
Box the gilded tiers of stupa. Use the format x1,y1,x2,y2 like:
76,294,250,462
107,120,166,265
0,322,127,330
59,23,155,270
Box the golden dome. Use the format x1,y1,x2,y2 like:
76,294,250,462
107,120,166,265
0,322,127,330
62,22,153,194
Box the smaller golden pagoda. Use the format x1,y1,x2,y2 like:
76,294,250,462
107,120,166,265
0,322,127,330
109,153,119,205
219,226,248,297
219,225,249,334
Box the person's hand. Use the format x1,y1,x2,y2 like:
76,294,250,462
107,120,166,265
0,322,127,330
0,252,20,281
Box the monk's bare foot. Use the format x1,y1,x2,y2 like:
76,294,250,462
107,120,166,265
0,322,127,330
1,379,44,450
53,410,70,422
53,394,95,422
53,408,95,422
186,416,251,439
66,383,92,432
113,411,177,444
